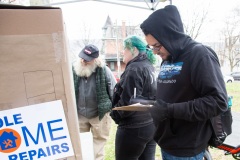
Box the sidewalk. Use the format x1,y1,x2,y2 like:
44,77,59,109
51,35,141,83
80,132,94,160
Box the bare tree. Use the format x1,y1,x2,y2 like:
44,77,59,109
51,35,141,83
182,3,209,40
221,6,240,72
78,22,100,46
29,0,50,6
0,0,16,3
69,21,101,61
183,9,208,40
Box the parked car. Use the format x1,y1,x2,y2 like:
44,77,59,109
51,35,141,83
113,72,120,82
223,75,234,83
229,72,240,81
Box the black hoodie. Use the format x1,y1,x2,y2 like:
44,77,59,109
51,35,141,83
141,5,228,156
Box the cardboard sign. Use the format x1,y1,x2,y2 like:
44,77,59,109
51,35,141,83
0,6,82,159
0,100,74,160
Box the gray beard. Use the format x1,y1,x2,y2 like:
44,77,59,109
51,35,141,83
75,61,97,77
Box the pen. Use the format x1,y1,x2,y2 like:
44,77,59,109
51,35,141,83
134,87,136,98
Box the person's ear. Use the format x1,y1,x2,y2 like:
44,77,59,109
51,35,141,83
133,47,139,55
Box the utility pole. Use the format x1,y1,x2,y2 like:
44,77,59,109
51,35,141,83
115,19,121,78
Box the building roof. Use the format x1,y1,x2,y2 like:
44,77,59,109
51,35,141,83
102,15,113,30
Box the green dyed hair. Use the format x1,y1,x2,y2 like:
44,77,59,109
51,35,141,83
124,35,156,64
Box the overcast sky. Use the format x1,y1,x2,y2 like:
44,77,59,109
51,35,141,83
55,0,240,42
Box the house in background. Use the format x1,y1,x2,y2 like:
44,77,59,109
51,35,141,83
101,15,240,78
101,15,144,79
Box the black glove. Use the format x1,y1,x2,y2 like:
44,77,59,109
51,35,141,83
129,95,155,105
148,99,169,124
110,110,121,124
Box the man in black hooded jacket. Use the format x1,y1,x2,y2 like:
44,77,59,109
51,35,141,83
138,5,228,160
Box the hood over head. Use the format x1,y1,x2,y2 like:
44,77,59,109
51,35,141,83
140,5,192,60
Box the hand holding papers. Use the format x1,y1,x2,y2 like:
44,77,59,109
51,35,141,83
113,89,155,111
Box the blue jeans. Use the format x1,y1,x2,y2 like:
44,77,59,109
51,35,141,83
161,149,205,160
115,123,156,160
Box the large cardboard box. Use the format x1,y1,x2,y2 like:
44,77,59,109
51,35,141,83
0,5,82,160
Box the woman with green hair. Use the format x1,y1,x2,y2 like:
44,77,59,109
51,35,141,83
122,35,157,65
110,35,157,160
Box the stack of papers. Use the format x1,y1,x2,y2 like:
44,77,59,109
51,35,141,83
112,103,152,111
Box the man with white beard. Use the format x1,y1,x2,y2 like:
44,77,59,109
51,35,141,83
72,44,116,160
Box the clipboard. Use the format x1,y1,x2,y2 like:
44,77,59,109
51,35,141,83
112,103,152,111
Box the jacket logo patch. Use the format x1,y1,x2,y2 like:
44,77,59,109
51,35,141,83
158,62,183,79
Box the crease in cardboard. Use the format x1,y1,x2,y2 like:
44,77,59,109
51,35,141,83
52,32,65,63
0,34,66,110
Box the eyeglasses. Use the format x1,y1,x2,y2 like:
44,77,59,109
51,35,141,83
147,43,163,51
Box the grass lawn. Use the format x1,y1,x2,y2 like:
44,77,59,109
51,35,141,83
104,82,240,160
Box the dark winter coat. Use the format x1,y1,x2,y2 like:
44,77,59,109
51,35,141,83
110,53,156,128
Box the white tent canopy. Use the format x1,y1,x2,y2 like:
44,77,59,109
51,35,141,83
47,0,172,10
